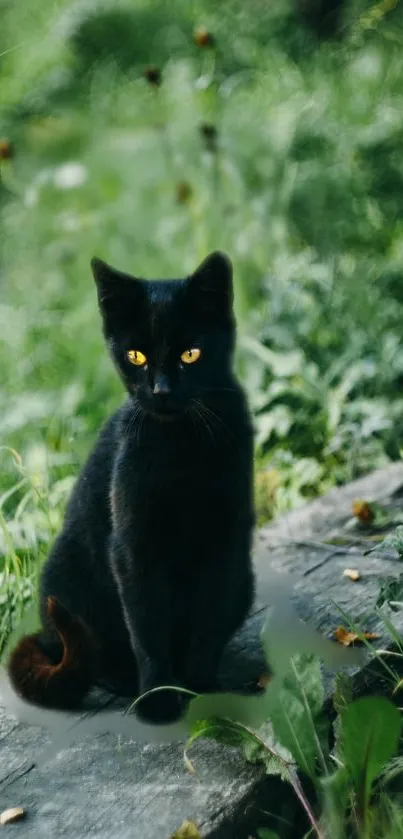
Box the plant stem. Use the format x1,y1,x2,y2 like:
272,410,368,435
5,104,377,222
290,769,327,839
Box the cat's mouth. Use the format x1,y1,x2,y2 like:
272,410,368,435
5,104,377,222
135,393,184,422
148,409,180,423
144,402,183,422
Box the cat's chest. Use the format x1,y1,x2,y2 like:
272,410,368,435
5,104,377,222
110,436,240,531
124,424,234,471
116,441,229,493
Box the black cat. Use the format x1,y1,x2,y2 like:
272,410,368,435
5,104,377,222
8,251,256,723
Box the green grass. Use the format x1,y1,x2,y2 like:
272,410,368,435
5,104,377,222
2,4,403,833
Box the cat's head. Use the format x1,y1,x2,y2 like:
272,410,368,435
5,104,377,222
91,251,236,420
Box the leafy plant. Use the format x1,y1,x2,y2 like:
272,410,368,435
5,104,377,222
376,576,403,612
268,655,329,782
338,697,401,834
366,527,403,560
185,656,403,838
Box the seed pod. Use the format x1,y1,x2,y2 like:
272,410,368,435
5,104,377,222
193,25,215,48
143,66,162,87
176,181,193,205
343,568,361,582
0,807,26,825
199,122,217,152
0,140,14,160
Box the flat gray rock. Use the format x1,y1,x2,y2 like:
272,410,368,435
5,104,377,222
2,461,403,838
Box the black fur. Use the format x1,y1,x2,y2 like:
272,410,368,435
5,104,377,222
10,251,256,724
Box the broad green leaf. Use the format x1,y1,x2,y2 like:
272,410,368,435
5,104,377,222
243,722,292,784
333,672,354,750
339,697,401,816
262,751,292,784
254,406,293,448
185,690,270,731
240,335,304,378
319,767,350,839
184,716,267,776
184,717,251,776
376,575,403,612
244,733,268,765
333,672,353,716
366,527,403,560
257,830,281,839
186,717,248,750
186,717,291,784
269,654,329,780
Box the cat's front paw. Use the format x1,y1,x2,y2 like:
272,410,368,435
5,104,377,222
134,688,184,725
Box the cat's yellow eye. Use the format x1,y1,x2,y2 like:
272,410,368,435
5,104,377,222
127,350,147,367
181,348,201,365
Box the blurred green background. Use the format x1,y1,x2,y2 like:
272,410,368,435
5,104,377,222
1,0,403,643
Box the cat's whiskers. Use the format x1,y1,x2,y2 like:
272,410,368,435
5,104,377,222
123,408,137,439
192,398,234,444
194,399,230,437
189,400,215,445
124,402,146,445
187,404,202,443
190,399,219,446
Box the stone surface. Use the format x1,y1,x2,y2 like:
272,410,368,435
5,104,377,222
2,461,403,838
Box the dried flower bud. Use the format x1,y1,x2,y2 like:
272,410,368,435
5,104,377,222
199,122,217,152
176,181,193,205
352,499,374,524
143,66,161,87
0,139,14,160
193,25,215,48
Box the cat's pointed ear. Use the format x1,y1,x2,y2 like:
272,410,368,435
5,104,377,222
187,251,234,319
91,258,143,315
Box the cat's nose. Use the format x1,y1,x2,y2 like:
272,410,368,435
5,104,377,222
152,374,171,398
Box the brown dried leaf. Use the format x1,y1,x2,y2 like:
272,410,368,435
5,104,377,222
343,568,361,582
170,820,201,839
333,626,380,647
0,807,26,825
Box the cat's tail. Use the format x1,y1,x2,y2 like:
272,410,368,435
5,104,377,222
7,596,95,709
